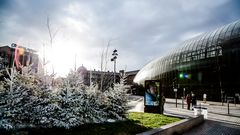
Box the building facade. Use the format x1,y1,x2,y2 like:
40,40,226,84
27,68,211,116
125,70,139,85
125,70,143,94
134,20,240,101
76,65,120,89
0,43,39,72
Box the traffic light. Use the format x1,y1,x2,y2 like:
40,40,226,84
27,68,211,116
179,73,191,79
179,73,184,79
184,73,192,79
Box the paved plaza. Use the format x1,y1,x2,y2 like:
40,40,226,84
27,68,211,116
165,98,240,125
184,120,240,135
127,95,240,134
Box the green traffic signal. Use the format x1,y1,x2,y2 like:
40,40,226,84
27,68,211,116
179,73,192,79
179,73,184,79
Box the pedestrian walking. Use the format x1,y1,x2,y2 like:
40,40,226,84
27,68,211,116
203,94,207,103
192,93,197,109
186,94,191,110
161,94,166,114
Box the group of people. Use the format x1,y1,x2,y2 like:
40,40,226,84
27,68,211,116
186,92,197,110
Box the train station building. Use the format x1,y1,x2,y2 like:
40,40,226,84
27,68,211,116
134,20,240,101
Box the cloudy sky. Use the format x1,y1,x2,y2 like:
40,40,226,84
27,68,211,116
0,0,240,76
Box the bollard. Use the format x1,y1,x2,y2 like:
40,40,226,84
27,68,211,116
182,88,185,109
182,97,184,109
174,89,177,108
234,98,236,107
203,94,207,103
175,91,177,108
227,100,230,114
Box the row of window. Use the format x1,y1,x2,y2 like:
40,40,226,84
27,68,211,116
135,20,240,84
153,45,222,72
150,20,240,74
171,20,240,56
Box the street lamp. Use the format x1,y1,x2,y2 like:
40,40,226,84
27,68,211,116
182,88,185,109
173,77,178,108
111,49,118,83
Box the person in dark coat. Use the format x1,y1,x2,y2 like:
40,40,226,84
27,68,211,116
161,95,166,114
186,94,191,110
191,93,197,109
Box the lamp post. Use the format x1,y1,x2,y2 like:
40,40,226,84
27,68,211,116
182,88,185,109
174,88,178,108
111,49,118,84
173,77,178,108
216,45,223,105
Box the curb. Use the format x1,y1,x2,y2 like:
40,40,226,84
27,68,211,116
207,117,240,126
164,112,190,119
136,115,204,135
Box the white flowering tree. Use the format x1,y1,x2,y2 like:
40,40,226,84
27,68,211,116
0,66,128,131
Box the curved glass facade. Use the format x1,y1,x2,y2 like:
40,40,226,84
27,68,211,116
134,20,240,101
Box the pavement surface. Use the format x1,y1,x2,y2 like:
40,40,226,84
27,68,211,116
127,95,240,135
165,98,240,125
184,120,240,135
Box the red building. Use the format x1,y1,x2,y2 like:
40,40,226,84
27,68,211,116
0,43,39,72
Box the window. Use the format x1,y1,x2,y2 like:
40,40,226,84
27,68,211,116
231,21,240,39
216,46,223,56
224,31,232,40
186,52,192,62
191,51,198,60
197,49,205,59
212,27,224,45
206,46,220,58
180,53,186,62
224,22,236,40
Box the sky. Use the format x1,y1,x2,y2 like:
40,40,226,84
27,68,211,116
0,0,240,77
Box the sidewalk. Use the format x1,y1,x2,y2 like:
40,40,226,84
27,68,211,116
127,96,240,134
166,98,240,107
165,98,240,125
184,120,240,135
127,95,144,112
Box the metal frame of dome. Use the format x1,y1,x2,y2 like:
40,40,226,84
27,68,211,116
134,20,240,101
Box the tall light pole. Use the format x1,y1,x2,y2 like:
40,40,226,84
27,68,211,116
182,88,185,109
216,45,223,105
111,49,118,84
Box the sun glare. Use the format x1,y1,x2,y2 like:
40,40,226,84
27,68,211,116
39,42,80,77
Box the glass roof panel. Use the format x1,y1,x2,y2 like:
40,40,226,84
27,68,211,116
231,20,240,38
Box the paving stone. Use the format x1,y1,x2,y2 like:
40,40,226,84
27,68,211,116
128,96,240,134
184,120,240,135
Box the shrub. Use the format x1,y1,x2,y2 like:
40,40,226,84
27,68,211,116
0,68,128,130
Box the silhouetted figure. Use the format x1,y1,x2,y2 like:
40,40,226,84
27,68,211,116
192,93,197,109
161,95,166,114
186,94,191,110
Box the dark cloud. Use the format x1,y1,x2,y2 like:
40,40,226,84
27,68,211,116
0,0,240,75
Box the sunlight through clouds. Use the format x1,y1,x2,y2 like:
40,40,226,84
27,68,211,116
0,0,240,76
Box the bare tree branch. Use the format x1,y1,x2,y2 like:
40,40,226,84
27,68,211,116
99,39,114,91
46,16,61,85
47,16,53,47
